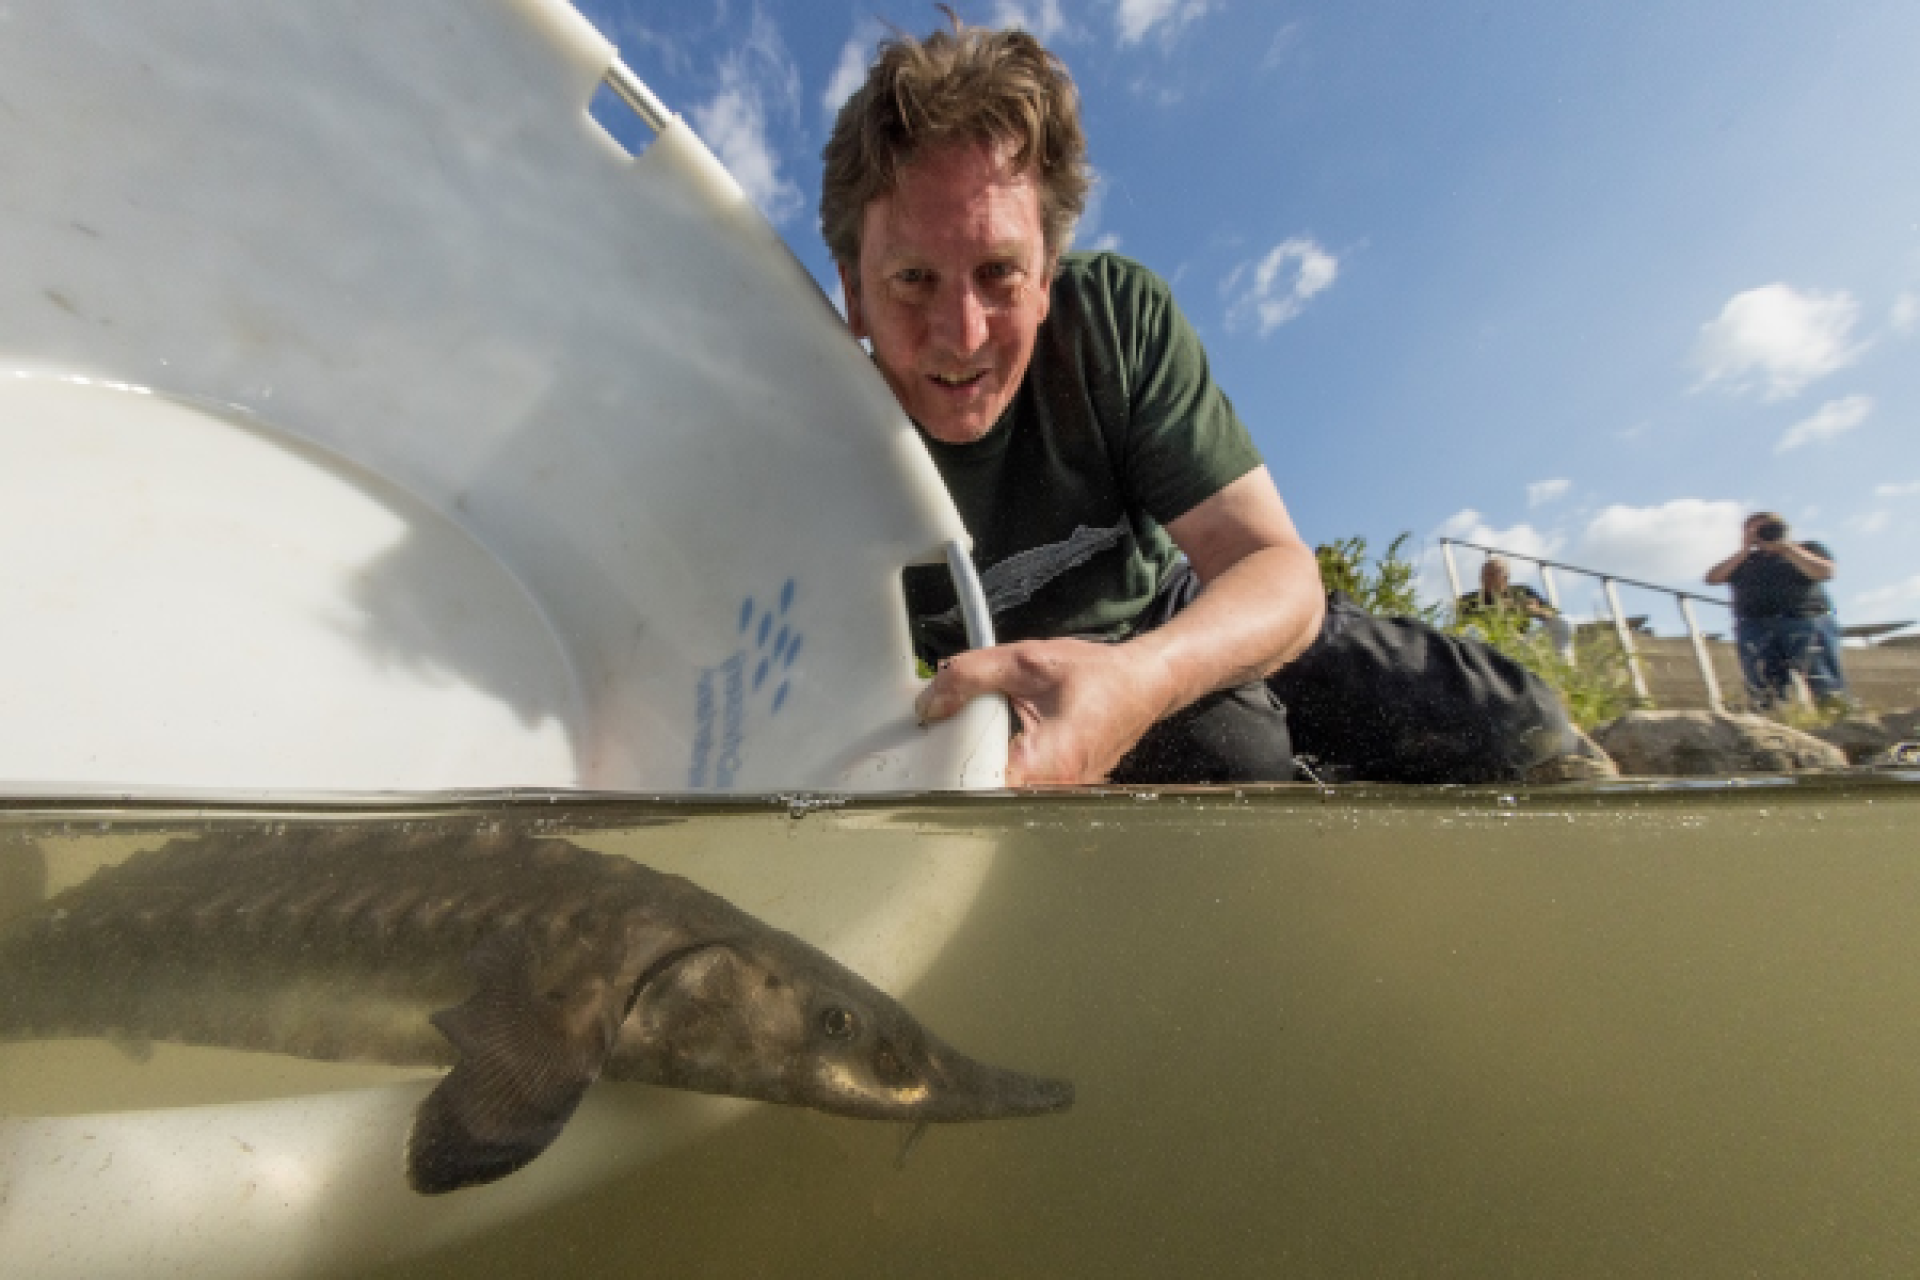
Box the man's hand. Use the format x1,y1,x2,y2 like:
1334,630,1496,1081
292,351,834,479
915,637,1177,785
913,467,1324,787
1706,540,1756,586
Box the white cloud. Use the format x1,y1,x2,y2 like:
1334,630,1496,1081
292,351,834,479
1573,498,1745,587
1527,477,1571,508
1419,510,1563,604
1850,511,1892,536
1115,0,1212,46
1073,169,1119,253
596,16,690,79
1223,237,1339,336
1692,283,1863,400
993,0,1069,41
1875,481,1920,498
692,13,803,224
1127,78,1185,106
1776,394,1872,453
1261,22,1304,70
694,87,800,222
1893,292,1919,337
1433,510,1561,561
1853,574,1920,613
1422,499,1767,617
821,28,876,118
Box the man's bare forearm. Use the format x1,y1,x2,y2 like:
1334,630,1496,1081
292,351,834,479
1769,540,1834,580
1705,547,1749,585
1123,541,1324,722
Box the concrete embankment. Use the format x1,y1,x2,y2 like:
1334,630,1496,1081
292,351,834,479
1624,635,1920,713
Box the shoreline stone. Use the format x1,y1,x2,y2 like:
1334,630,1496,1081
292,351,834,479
1526,728,1620,782
1811,714,1898,765
1881,708,1920,741
1589,710,1847,777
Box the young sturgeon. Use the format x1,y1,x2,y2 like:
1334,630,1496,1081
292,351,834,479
0,826,1072,1193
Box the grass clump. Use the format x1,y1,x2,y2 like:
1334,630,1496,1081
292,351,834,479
1315,534,1441,623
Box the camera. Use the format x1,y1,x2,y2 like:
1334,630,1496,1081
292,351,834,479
1754,519,1787,543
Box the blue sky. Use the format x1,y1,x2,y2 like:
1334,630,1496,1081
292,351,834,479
579,0,1919,635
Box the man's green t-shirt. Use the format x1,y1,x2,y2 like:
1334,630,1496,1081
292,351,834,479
903,251,1264,661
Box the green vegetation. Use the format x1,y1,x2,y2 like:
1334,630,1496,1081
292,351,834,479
1315,534,1639,730
1772,695,1862,732
1314,534,1440,623
1451,601,1639,730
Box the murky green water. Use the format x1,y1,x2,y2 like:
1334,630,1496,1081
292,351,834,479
5,777,1920,1277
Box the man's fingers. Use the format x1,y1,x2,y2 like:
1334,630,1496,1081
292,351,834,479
911,639,1129,786
1003,727,1100,788
913,648,1036,724
1004,732,1041,788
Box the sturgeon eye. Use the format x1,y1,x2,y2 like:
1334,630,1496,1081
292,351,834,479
820,1007,858,1040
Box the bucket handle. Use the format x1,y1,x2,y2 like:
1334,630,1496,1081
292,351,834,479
945,540,996,650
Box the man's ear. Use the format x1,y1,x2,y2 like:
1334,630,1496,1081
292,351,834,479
838,262,868,340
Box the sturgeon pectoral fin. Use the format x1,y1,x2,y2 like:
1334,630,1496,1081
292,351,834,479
407,930,629,1194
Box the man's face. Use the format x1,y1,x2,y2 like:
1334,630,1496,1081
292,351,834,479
840,142,1054,445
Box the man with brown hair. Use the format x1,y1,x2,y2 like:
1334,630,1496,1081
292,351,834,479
822,19,1575,785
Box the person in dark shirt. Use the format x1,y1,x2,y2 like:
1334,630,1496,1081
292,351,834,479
1704,512,1847,709
1456,556,1575,661
821,17,1577,784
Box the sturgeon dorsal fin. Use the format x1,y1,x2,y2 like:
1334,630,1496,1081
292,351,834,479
407,929,628,1194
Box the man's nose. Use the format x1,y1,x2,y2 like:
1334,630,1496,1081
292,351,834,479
928,281,990,354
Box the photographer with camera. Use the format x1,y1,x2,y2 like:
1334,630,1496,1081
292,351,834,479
1706,511,1848,710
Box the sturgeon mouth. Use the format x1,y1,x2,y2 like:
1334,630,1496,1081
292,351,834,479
919,1048,1075,1122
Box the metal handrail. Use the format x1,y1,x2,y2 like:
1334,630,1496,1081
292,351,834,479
1437,538,1731,607
1439,537,1737,712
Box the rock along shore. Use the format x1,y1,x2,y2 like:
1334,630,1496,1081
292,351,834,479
1563,708,1920,780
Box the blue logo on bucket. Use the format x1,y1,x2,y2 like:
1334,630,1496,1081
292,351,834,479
690,577,802,788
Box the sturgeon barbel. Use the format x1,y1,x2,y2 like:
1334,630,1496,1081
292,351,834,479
0,826,1072,1193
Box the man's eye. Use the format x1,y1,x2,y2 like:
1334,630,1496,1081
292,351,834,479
894,268,933,287
978,263,1025,303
